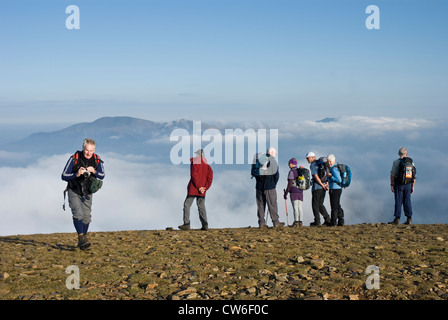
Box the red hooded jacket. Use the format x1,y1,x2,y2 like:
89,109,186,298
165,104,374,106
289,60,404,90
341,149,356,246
187,156,213,197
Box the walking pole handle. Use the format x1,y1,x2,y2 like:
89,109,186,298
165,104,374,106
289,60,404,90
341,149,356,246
283,189,289,226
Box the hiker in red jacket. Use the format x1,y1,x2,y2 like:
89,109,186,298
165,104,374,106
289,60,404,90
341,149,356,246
179,149,213,230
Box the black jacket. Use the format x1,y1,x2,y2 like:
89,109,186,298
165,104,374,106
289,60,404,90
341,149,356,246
62,151,105,196
255,156,279,191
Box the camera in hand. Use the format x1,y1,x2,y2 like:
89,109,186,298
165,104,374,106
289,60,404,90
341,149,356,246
82,168,90,178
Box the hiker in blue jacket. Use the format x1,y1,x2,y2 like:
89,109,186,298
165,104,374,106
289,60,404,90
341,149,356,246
62,139,105,250
327,154,344,226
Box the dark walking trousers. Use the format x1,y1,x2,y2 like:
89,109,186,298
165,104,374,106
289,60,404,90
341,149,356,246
394,184,413,218
311,189,330,224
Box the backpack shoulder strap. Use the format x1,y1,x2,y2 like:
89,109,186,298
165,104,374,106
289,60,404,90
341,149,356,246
72,151,79,165
93,154,99,166
93,153,103,167
73,151,102,167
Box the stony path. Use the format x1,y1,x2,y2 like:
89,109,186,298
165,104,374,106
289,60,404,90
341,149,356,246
1,224,447,300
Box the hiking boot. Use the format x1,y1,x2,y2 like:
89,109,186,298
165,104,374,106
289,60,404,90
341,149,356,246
310,221,321,227
291,221,300,228
259,224,268,229
178,224,191,230
404,217,412,225
78,233,91,250
274,222,285,228
389,217,400,225
201,225,209,231
298,221,303,227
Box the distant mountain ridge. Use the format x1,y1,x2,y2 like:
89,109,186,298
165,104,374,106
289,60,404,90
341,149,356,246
20,117,195,143
0,116,338,167
1,117,206,160
316,117,338,123
49,117,194,138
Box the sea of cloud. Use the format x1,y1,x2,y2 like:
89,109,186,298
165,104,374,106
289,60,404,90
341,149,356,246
0,116,447,236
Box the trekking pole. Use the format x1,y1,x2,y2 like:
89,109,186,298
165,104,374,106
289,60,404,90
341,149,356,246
283,189,289,226
266,208,269,227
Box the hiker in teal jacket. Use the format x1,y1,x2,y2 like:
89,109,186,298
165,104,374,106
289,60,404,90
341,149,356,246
327,154,344,226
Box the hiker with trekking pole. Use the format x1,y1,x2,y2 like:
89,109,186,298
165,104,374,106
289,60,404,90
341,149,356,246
283,195,289,227
283,158,307,227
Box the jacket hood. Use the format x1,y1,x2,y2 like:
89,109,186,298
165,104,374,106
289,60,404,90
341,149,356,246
190,156,208,164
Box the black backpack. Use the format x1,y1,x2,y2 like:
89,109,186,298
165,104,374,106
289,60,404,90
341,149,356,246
251,153,278,178
251,153,269,177
294,167,311,190
396,157,416,185
315,157,329,183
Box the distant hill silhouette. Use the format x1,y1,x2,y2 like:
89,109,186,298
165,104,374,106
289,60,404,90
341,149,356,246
1,117,219,162
0,116,280,167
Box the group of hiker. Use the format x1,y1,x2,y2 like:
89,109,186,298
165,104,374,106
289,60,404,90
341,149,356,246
61,139,416,250
251,149,350,229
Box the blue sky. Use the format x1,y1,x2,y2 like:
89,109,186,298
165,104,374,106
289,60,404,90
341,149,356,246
1,1,448,234
1,0,447,125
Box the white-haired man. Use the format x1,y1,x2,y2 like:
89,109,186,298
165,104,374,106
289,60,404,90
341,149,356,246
389,147,416,225
254,147,284,228
62,139,105,249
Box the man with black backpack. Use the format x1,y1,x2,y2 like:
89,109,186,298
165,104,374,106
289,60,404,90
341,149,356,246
62,139,105,250
306,152,331,226
389,147,416,225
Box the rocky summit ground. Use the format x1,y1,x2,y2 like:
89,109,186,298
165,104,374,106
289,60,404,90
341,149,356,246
0,224,447,301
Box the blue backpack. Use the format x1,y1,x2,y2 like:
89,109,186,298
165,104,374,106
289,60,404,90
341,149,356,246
335,163,352,188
